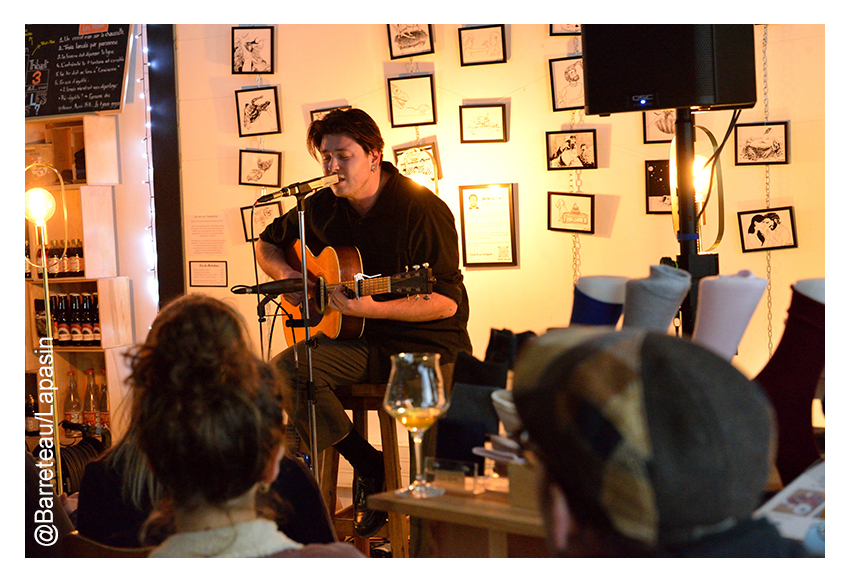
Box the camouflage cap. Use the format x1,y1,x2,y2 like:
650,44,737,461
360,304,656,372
512,327,775,546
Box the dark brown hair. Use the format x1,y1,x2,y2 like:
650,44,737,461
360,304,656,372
127,294,284,510
306,107,384,161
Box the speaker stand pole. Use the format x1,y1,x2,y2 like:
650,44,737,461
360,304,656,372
674,108,718,336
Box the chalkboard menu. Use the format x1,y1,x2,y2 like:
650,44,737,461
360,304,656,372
25,24,133,118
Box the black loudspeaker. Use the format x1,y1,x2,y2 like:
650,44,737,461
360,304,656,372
581,24,757,116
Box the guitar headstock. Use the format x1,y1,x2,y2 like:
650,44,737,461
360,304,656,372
389,263,435,295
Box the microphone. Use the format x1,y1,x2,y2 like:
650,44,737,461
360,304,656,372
256,174,339,203
231,278,305,295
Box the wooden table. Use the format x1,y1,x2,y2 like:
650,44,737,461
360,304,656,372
368,488,549,558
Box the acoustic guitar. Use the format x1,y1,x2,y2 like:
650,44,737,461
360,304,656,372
281,241,434,345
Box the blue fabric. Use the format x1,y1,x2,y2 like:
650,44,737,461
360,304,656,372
570,286,623,326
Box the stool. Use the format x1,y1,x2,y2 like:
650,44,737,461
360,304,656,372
319,383,409,558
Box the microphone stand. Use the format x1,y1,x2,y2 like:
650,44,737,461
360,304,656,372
291,191,321,480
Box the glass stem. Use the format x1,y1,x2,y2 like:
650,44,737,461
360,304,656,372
413,434,424,487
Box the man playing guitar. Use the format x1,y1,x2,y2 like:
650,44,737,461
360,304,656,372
255,108,472,539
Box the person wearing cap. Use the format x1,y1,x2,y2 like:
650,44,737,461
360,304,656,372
512,327,811,557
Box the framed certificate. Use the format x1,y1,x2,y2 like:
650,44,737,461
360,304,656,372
459,184,517,267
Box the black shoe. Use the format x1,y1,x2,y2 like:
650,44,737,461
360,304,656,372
352,473,387,538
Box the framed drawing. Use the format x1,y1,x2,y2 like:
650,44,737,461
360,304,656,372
387,25,434,59
550,25,581,36
643,109,676,144
549,56,585,111
548,192,595,234
546,129,597,169
735,121,789,165
459,104,507,143
310,105,351,123
232,26,274,74
387,74,437,128
459,24,507,66
737,206,798,252
394,141,443,189
235,86,281,137
239,149,282,188
459,184,517,267
645,160,672,214
241,201,283,242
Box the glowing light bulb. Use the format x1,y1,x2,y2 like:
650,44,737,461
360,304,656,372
24,188,57,225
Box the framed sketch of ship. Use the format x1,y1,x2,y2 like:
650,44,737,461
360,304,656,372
548,192,595,234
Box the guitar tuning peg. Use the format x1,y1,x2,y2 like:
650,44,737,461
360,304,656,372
412,264,420,270
423,263,429,268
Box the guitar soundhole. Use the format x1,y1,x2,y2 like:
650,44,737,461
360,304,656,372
315,276,327,313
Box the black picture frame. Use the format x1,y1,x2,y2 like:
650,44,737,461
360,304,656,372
737,206,798,252
459,104,508,143
549,56,585,111
232,26,274,74
387,74,437,128
309,105,351,123
387,25,434,59
645,160,672,214
459,24,507,66
546,129,597,170
734,121,790,165
548,192,595,234
643,110,676,144
458,183,517,268
241,201,283,242
235,86,281,137
238,149,282,188
550,25,581,36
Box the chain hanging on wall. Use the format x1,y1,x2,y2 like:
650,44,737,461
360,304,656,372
761,24,775,357
568,110,584,284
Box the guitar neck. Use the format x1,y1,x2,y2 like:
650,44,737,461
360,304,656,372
328,276,393,298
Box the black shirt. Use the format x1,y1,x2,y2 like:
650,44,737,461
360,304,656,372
259,161,472,380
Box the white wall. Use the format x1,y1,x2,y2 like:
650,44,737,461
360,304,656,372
172,24,825,380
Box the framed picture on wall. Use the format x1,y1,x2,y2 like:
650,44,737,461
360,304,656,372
387,25,434,59
241,201,283,242
310,105,351,123
393,140,443,182
549,56,585,111
546,129,597,169
235,86,281,137
459,183,517,267
737,206,798,252
645,159,672,214
459,104,507,143
643,109,676,144
387,74,437,128
734,121,789,165
232,26,274,74
550,25,581,36
548,192,595,234
459,24,507,66
238,149,282,188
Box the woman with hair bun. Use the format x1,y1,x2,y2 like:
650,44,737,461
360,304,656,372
128,294,363,558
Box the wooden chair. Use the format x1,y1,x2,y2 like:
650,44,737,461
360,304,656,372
62,531,152,558
319,383,409,558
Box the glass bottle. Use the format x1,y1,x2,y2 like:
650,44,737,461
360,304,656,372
68,293,83,346
80,293,94,346
26,393,39,437
82,368,99,428
98,369,110,431
63,371,83,438
91,292,101,346
55,294,71,346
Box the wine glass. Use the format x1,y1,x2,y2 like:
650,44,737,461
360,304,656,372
383,352,449,498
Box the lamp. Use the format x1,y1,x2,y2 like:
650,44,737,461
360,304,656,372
669,125,725,255
25,163,66,496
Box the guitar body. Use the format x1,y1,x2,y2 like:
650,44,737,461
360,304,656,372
283,242,366,344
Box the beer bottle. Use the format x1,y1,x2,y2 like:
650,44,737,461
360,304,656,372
91,292,101,346
63,371,83,438
81,293,94,345
69,293,83,346
56,294,71,346
68,239,83,278
82,368,99,428
98,369,110,431
47,240,61,277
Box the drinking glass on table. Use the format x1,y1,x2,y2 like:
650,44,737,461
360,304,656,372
383,352,449,498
